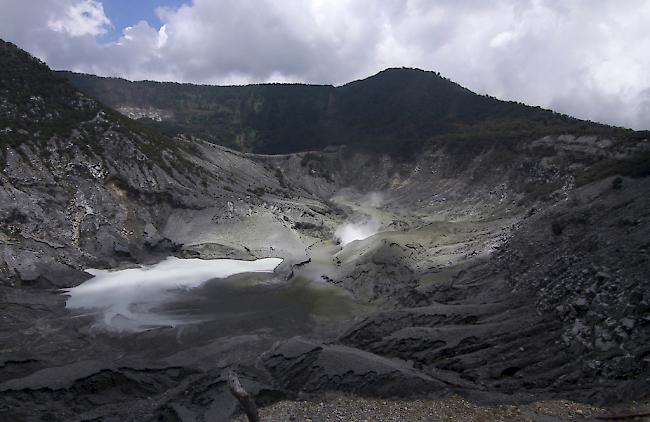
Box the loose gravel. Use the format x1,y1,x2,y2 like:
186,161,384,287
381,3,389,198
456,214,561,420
233,395,650,421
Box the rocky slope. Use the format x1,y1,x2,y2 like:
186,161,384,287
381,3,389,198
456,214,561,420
338,177,649,401
0,40,343,288
1,39,649,421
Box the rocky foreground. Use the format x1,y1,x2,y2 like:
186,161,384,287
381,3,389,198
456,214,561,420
234,395,650,422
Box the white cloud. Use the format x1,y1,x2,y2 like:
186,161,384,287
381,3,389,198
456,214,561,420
47,0,110,37
1,0,649,129
489,31,517,49
157,24,168,49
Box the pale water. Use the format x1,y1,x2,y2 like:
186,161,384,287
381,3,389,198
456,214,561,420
63,257,283,332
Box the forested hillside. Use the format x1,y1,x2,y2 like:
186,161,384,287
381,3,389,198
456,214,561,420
62,68,634,155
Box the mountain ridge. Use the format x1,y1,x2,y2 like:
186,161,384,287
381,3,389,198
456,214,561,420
60,66,635,155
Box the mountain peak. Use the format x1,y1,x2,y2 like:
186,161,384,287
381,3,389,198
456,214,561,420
345,67,457,90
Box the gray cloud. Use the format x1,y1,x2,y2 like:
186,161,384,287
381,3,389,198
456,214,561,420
1,0,649,129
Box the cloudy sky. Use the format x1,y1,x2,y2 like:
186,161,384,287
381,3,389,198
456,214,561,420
1,0,649,130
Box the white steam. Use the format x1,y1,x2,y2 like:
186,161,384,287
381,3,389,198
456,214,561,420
62,257,282,332
335,219,381,245
364,191,384,208
334,191,385,245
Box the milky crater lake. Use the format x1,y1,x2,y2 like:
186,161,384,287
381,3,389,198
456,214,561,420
63,257,358,334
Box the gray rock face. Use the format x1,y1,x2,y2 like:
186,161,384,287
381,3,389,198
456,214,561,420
262,337,447,398
0,132,344,286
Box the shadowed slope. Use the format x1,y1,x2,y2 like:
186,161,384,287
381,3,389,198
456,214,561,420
61,67,633,155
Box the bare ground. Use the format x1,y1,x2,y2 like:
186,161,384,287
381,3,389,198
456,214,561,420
234,395,650,422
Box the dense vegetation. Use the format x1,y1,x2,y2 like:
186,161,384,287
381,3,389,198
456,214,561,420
0,40,99,149
61,68,638,156
62,73,334,153
0,39,190,170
